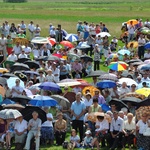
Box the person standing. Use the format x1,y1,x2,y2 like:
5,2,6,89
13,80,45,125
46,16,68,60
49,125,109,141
28,21,35,40
138,34,146,59
34,24,41,37
71,92,86,142
6,35,13,55
93,44,100,71
0,33,7,60
127,21,135,42
20,21,26,35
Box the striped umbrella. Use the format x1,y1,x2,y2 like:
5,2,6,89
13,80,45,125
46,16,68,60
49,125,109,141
65,34,78,42
108,61,128,71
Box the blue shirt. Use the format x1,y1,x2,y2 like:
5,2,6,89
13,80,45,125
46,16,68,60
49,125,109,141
71,101,86,120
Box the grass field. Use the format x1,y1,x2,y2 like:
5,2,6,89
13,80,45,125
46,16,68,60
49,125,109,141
1,0,149,149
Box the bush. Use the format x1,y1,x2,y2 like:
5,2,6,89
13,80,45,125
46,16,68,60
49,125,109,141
3,0,27,3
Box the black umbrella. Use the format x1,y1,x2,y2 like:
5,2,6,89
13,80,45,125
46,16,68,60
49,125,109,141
24,61,40,69
109,98,128,111
98,73,118,82
35,56,48,61
10,63,30,72
132,62,143,66
0,77,7,86
80,55,93,62
136,98,150,109
86,70,106,77
20,106,47,123
17,58,30,63
11,95,31,103
127,59,142,64
14,71,27,81
47,55,60,61
1,73,16,79
120,97,142,106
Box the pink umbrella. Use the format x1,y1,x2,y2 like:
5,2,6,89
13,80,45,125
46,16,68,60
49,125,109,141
52,53,62,58
24,88,33,96
48,38,56,46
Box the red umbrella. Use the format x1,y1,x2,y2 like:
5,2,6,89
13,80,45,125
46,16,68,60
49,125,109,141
60,41,74,49
52,53,62,58
48,38,56,46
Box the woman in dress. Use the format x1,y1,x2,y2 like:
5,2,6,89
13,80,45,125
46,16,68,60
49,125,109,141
6,35,13,55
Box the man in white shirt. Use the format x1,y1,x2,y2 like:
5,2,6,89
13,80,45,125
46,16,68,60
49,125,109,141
119,82,130,96
5,21,10,37
28,21,35,40
23,43,31,55
7,50,18,62
144,19,150,28
138,34,146,59
127,21,135,42
18,50,28,59
13,42,22,56
141,73,150,82
49,26,56,38
144,49,150,59
51,62,60,83
34,24,41,37
0,33,7,59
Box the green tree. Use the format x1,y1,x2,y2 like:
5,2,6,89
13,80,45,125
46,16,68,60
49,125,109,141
4,0,27,2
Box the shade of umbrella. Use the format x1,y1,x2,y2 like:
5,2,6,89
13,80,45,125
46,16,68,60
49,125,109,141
118,49,130,55
67,53,80,61
141,64,150,70
0,68,9,73
127,41,138,48
29,95,58,107
97,80,116,89
17,58,30,63
137,98,150,108
20,106,47,123
86,70,106,77
96,32,111,38
47,37,56,46
76,43,91,49
1,73,16,79
24,70,39,76
47,55,60,61
145,42,150,49
13,37,29,45
11,63,30,72
127,59,142,64
4,104,25,110
108,61,128,71
141,29,150,34
39,82,61,92
64,92,76,104
65,34,78,42
0,86,6,97
31,37,49,44
118,78,138,87
2,60,15,68
82,86,100,97
11,95,31,103
0,99,15,105
52,53,62,58
24,61,40,69
109,98,128,111
14,71,27,81
75,79,91,88
60,41,74,49
7,77,24,89
35,56,48,61
80,55,93,62
119,92,146,100
120,97,142,105
136,88,150,97
139,27,149,32
127,19,138,25
98,73,118,82
132,62,143,66
0,77,7,87
57,79,81,87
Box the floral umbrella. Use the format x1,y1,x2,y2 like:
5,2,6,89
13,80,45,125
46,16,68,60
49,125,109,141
82,86,100,97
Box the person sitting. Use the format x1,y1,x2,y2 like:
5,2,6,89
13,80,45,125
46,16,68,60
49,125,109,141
24,111,41,150
82,130,93,148
54,112,67,146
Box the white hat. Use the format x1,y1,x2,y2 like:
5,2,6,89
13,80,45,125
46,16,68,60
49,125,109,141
85,130,91,135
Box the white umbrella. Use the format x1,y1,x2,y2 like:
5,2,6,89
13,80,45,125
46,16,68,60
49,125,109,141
96,32,111,38
57,79,81,87
118,78,138,87
31,37,49,44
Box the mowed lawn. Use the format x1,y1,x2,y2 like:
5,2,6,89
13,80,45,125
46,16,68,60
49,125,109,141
1,0,149,149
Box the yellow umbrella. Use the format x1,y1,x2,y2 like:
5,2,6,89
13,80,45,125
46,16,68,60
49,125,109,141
13,37,29,45
82,86,100,97
135,88,150,97
127,41,138,48
127,19,138,25
0,68,9,73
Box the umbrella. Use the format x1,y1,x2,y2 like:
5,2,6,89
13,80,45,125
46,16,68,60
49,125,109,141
47,55,60,61
96,32,111,38
127,41,138,48
74,79,91,88
13,37,29,45
98,73,118,82
127,19,138,25
0,86,6,97
86,70,106,77
127,59,142,64
7,77,24,89
29,95,58,107
132,62,143,66
14,71,27,81
35,56,48,61
144,59,150,64
109,98,128,111
0,77,7,87
47,37,56,46
0,99,15,105
39,82,61,92
139,27,149,32
117,49,130,55
24,70,39,76
145,42,150,49
1,73,16,78
141,29,150,34
108,61,128,71
82,86,100,97
80,55,93,62
24,88,33,96
141,64,150,70
97,80,116,89
52,53,62,59
11,63,30,72
135,88,150,97
4,104,25,110
137,98,150,108
24,61,40,69
2,60,15,68
31,37,49,44
120,97,142,105
108,53,118,59
17,58,30,63
67,53,80,61
64,92,76,104
0,68,9,73
20,106,47,123
76,42,91,49
57,79,81,87
119,92,146,100
65,34,78,42
118,78,138,87
60,41,74,49
11,95,31,103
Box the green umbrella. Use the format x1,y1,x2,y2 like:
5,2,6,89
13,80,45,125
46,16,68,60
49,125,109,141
2,60,15,68
67,53,80,61
141,29,150,34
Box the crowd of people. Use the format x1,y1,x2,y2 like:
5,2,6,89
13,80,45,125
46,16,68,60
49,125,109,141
0,18,150,150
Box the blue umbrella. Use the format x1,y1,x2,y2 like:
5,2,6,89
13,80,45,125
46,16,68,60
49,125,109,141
0,99,15,105
145,42,150,49
76,42,90,49
39,82,61,92
138,82,150,89
7,77,24,89
118,49,130,55
97,80,116,88
141,64,150,70
29,95,58,107
65,34,78,42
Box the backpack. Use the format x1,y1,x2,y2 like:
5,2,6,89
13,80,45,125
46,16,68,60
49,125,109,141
62,141,69,149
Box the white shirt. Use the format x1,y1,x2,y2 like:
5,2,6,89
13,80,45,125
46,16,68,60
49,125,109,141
52,68,60,83
119,87,130,95
110,116,124,132
127,25,135,34
95,119,109,132
11,85,24,97
41,49,51,57
42,113,53,127
0,37,7,50
50,30,56,36
141,77,150,82
34,27,41,36
28,24,35,32
32,49,40,58
83,98,93,107
136,120,148,134
123,120,136,131
18,53,28,59
138,37,146,47
24,47,31,54
14,119,27,133
72,87,82,94
13,45,22,55
45,74,55,82
144,53,150,59
7,54,17,62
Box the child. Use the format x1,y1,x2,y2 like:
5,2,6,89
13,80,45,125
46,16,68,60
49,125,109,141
83,130,93,148
75,71,81,79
